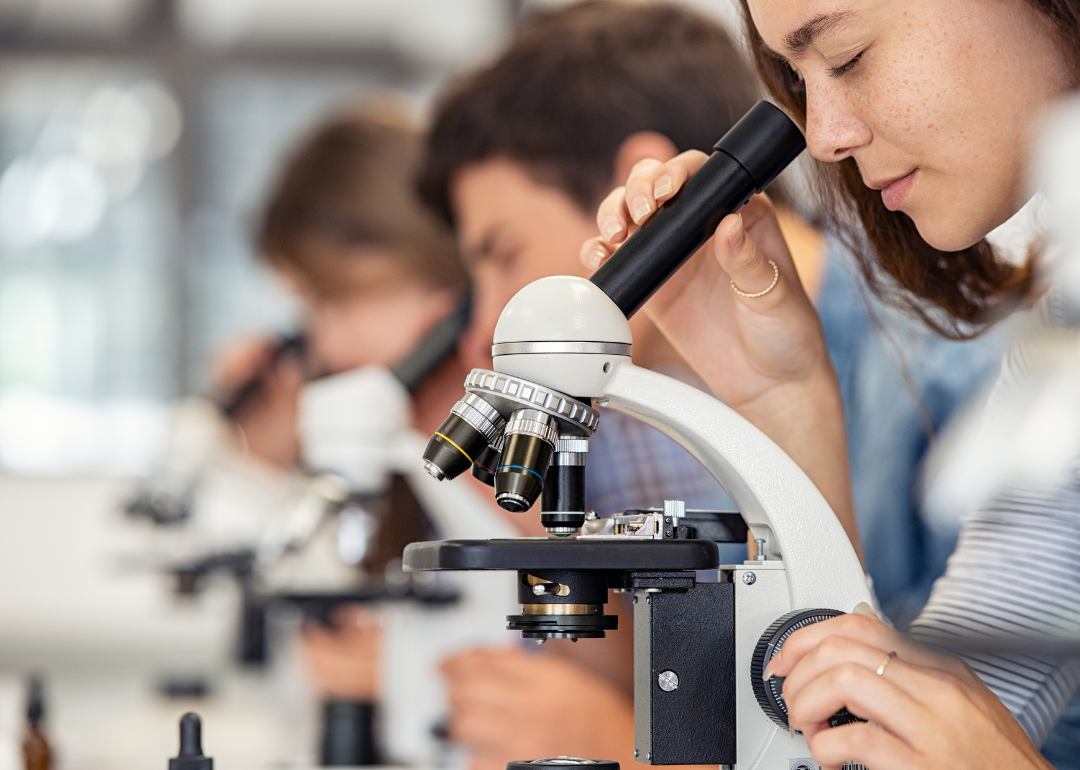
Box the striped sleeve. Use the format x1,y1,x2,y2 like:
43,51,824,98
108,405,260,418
909,471,1080,745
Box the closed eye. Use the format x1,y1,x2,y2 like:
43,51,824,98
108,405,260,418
828,50,864,78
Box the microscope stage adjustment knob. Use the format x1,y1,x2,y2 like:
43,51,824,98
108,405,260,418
750,609,864,730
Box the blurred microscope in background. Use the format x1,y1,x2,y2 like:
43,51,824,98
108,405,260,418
122,305,516,769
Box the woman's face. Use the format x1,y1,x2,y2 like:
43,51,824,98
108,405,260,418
747,0,1070,250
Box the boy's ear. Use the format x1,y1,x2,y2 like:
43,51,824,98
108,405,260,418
612,131,680,186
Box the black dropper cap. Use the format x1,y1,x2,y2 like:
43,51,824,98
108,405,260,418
169,713,212,770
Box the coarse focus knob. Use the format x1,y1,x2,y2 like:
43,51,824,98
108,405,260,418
750,609,864,730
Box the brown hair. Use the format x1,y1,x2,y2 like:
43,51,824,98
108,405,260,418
738,0,1080,337
419,0,768,226
260,104,466,298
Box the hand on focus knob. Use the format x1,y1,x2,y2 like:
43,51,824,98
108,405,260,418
767,613,1052,770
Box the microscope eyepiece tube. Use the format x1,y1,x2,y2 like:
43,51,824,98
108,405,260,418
589,101,806,318
495,409,559,512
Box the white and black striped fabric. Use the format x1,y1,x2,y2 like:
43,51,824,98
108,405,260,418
909,473,1080,745
909,278,1080,748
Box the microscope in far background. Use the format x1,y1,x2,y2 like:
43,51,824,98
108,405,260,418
125,300,516,767
408,103,872,770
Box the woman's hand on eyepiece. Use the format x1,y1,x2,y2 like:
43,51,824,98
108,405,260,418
584,150,707,260
581,150,828,404
581,152,862,560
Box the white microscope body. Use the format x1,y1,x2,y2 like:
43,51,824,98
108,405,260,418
492,275,871,770
411,101,869,769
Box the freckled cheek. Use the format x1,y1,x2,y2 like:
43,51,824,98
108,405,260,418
853,81,922,152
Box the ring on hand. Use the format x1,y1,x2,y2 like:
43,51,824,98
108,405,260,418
730,259,779,298
876,651,897,677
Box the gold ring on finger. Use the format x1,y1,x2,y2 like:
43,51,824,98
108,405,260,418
730,259,779,298
876,650,897,677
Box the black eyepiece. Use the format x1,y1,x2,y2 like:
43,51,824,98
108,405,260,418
423,393,505,481
495,410,558,512
712,100,806,191
590,101,806,318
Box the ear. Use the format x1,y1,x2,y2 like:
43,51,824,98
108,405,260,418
612,131,680,187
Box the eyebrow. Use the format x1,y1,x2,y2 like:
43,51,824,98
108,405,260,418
783,11,856,58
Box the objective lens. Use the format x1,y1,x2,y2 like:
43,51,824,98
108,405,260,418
495,410,558,512
423,393,505,481
472,438,502,487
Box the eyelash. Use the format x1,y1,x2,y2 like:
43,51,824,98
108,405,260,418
828,50,864,78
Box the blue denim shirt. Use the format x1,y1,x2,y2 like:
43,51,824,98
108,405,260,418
817,240,1015,630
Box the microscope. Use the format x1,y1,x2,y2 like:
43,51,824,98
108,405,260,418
128,298,515,767
406,102,873,770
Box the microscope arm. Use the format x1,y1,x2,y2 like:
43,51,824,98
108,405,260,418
598,362,870,611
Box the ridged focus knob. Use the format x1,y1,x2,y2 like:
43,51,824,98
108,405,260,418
750,609,864,730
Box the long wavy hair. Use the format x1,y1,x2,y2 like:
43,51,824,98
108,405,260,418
738,0,1080,337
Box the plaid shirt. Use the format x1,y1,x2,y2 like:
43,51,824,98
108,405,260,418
583,370,734,516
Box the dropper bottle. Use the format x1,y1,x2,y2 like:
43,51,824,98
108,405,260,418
169,713,212,770
22,676,51,770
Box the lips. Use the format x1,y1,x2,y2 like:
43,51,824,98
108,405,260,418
871,170,917,211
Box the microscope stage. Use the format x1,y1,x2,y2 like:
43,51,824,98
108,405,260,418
402,537,719,572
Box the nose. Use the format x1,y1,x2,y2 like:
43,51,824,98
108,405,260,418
803,82,872,163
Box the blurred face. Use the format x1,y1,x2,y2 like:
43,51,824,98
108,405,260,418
282,243,456,375
748,0,1069,250
451,159,599,369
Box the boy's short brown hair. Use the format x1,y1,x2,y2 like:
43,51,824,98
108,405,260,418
419,0,765,225
260,104,466,298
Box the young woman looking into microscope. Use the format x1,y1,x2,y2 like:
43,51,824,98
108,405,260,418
583,1,1080,768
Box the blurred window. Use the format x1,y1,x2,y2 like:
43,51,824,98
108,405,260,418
0,60,440,475
0,60,179,474
0,0,516,475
